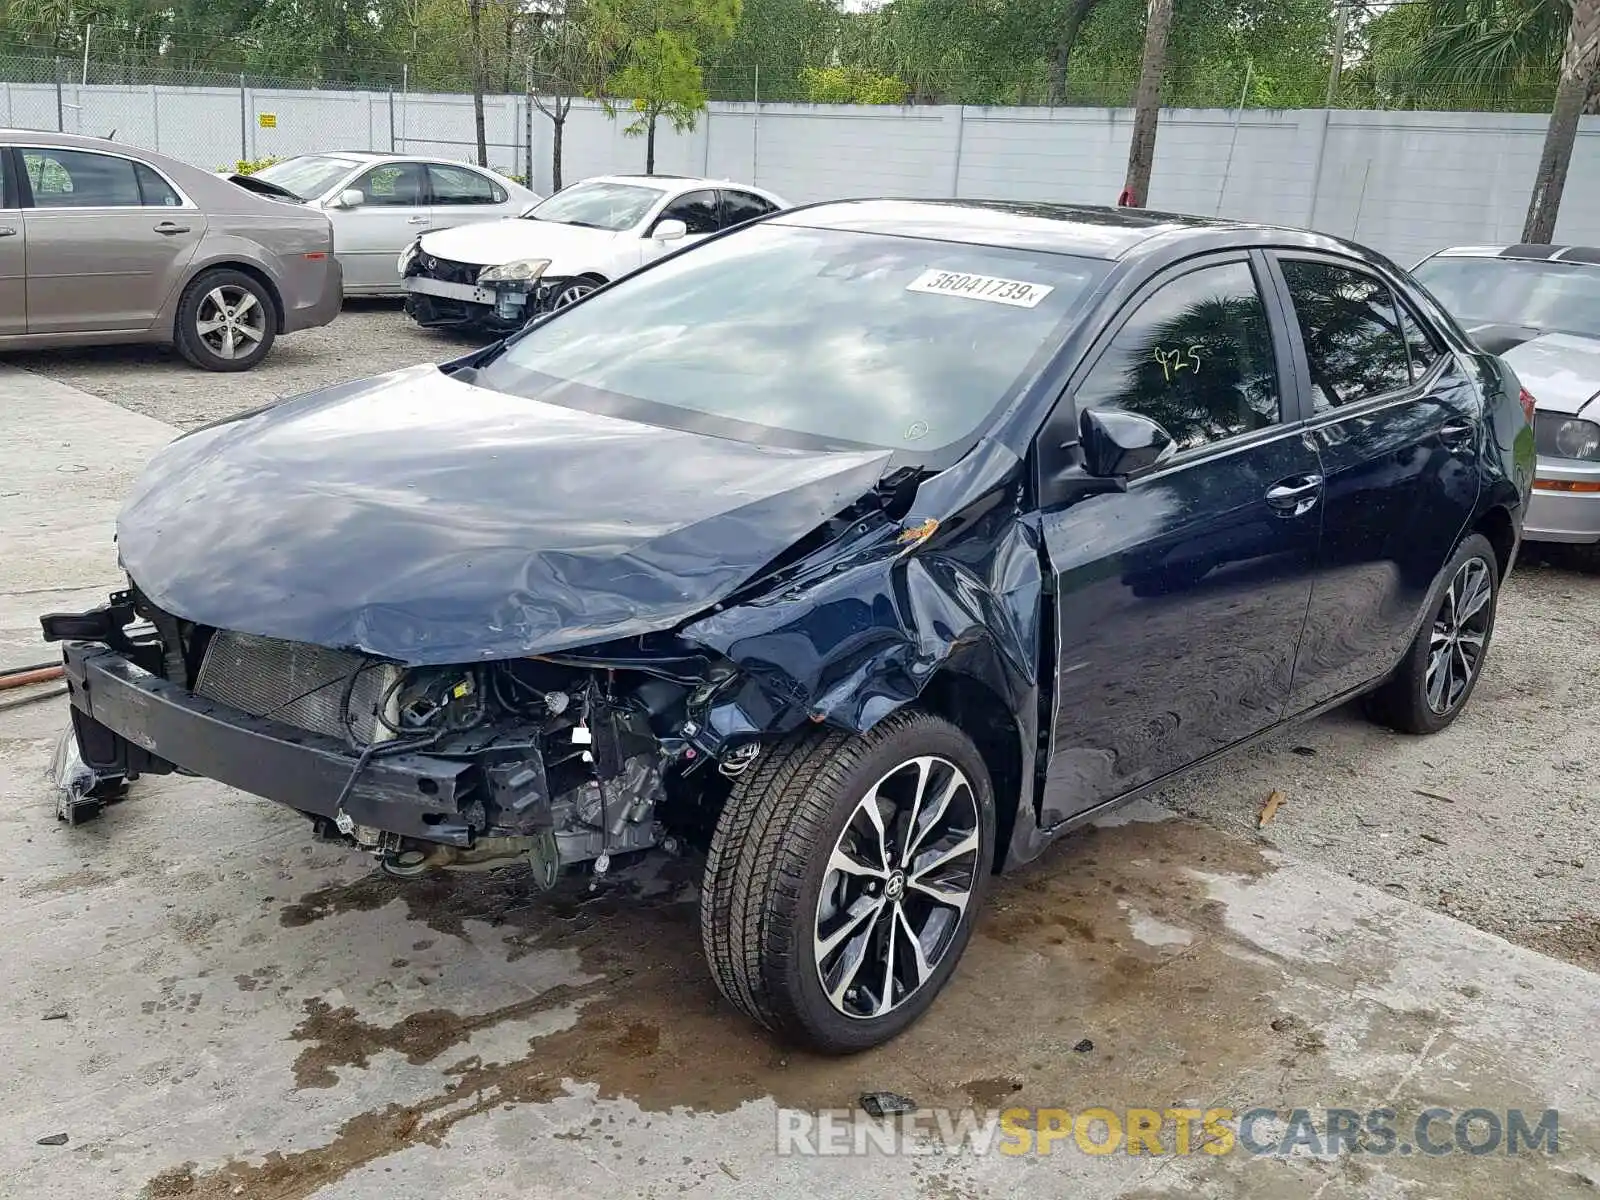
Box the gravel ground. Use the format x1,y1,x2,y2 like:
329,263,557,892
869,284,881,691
1154,546,1599,973
1,301,483,429
7,313,1598,973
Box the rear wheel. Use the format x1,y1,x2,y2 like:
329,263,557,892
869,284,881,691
701,711,994,1053
174,268,276,371
1365,532,1499,734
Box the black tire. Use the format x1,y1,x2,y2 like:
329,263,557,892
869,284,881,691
174,268,277,371
1365,532,1500,735
701,710,995,1054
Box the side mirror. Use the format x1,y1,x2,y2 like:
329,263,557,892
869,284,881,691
1079,408,1176,479
651,218,687,242
333,188,364,209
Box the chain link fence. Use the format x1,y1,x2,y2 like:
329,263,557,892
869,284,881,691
0,55,531,178
0,49,1567,116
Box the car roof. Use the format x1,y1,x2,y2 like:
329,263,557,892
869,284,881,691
585,173,770,192
772,198,1361,262
1428,244,1600,265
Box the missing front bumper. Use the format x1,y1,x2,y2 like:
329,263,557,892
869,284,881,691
59,643,480,844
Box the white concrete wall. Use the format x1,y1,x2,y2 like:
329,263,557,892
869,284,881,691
4,79,1598,265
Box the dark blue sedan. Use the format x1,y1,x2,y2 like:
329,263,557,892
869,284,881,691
44,201,1534,1054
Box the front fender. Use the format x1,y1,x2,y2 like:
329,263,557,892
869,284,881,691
679,447,1046,867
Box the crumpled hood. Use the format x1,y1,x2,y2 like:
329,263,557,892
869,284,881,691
1501,332,1600,416
117,365,891,665
418,218,620,273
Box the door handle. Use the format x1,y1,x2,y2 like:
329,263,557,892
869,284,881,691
0,226,16,238
1438,421,1474,447
153,221,191,235
1265,474,1324,517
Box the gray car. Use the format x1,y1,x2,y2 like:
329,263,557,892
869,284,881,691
226,153,539,295
0,130,341,371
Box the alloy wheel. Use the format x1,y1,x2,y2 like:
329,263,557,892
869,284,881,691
195,285,267,361
552,281,597,308
813,755,981,1020
1426,555,1492,715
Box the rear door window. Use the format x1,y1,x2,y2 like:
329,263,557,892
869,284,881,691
721,190,774,228
1279,259,1413,408
134,163,182,207
428,163,502,205
1397,302,1443,381
24,149,141,208
1074,260,1282,451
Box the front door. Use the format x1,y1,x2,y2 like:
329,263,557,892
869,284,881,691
19,146,204,334
641,188,720,267
1267,255,1481,710
338,161,432,290
1039,255,1322,828
0,149,23,334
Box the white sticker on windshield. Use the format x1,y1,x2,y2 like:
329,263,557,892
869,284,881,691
905,269,1055,308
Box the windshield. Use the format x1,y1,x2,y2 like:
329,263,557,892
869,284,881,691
524,181,667,231
252,154,365,200
1413,255,1600,339
474,222,1107,454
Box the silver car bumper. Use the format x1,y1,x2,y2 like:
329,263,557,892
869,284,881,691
1525,455,1600,544
403,276,494,306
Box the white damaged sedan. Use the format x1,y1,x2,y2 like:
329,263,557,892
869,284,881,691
399,174,788,333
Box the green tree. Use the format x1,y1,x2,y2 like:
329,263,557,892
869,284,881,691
1357,0,1600,241
594,0,739,173
799,64,908,102
607,28,706,171
531,0,605,189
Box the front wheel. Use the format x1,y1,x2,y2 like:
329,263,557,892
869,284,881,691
1365,532,1500,734
701,711,995,1053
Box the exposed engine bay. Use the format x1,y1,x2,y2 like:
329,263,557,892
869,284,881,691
46,584,781,887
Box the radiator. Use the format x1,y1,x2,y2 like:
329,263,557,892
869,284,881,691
194,631,399,744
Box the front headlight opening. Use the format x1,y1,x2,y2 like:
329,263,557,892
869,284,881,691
1536,415,1600,461
479,257,551,285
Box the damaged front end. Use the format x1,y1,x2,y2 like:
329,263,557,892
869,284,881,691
41,588,784,884
40,362,1048,883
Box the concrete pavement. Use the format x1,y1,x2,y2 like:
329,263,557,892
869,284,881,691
1,365,1596,1199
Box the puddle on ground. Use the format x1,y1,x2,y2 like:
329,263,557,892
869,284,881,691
150,817,1299,1199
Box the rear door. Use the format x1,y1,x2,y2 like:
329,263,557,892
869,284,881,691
1265,253,1481,710
426,162,515,234
337,161,431,290
0,148,24,334
20,145,204,334
1038,253,1323,827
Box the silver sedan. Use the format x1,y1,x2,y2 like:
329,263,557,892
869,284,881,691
228,153,540,295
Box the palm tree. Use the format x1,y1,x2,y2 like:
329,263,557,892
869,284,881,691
1526,0,1600,241
1370,0,1600,242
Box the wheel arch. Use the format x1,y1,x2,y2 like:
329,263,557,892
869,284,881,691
175,261,286,337
912,669,1026,874
1472,502,1518,579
